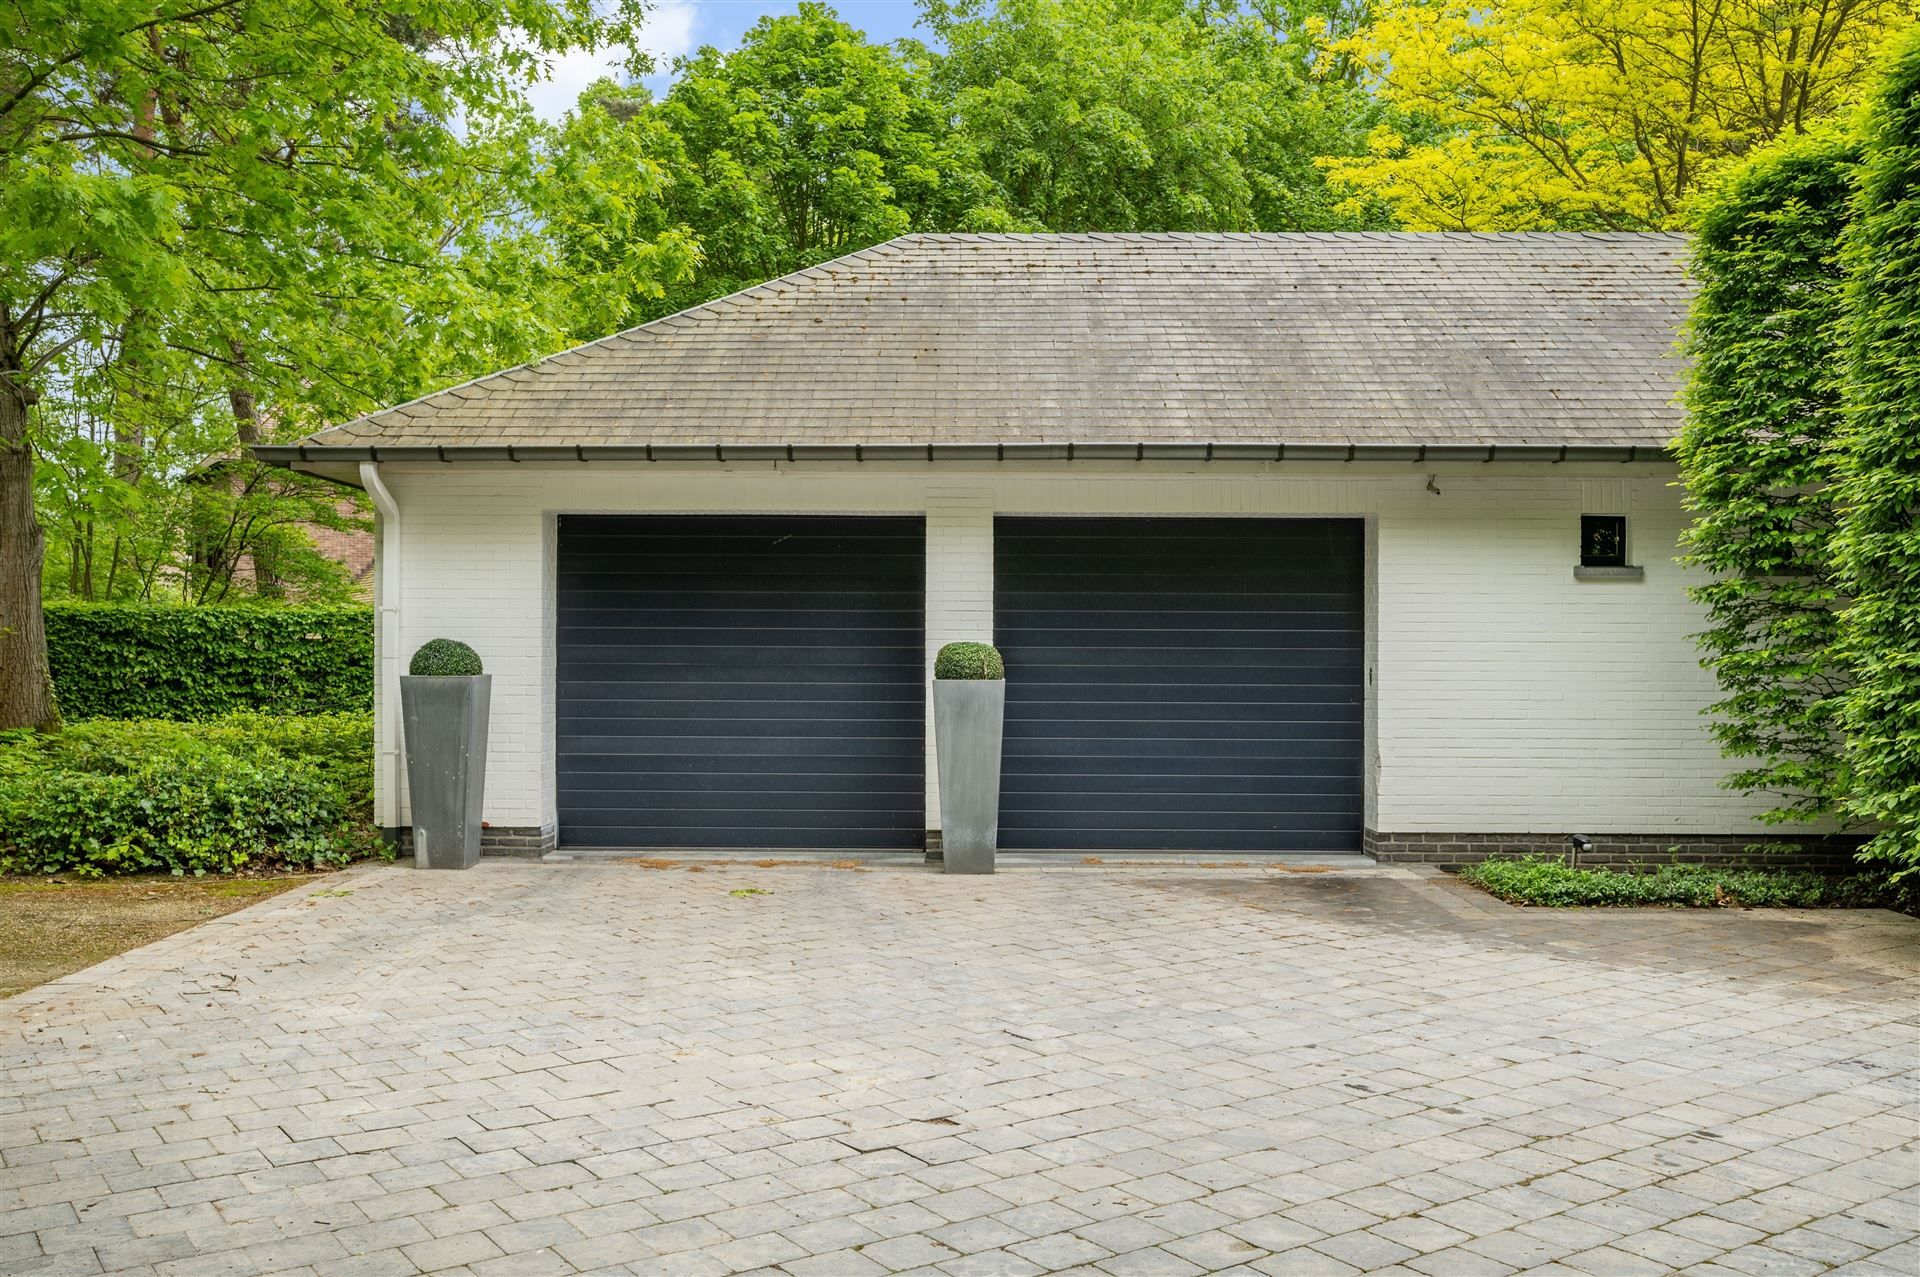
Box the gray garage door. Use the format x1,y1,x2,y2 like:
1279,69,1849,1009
995,517,1364,853
556,515,924,850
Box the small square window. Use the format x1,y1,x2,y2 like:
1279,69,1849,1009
1581,515,1628,567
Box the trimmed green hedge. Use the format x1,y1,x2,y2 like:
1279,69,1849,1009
935,641,1004,680
46,603,372,721
0,713,377,876
1456,857,1894,909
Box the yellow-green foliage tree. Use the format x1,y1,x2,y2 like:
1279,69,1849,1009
1320,0,1918,229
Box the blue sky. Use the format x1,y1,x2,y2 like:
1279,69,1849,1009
526,2,934,120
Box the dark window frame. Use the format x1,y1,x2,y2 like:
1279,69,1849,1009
1580,514,1629,568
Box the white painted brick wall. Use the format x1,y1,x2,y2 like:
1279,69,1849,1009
371,461,1775,842
924,487,995,827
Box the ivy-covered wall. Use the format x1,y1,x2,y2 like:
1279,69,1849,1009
1677,128,1858,827
46,603,373,721
1837,27,1920,872
1677,27,1920,875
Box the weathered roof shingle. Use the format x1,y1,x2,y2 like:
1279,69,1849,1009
300,232,1692,451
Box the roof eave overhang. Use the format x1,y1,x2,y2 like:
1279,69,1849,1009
254,441,1674,478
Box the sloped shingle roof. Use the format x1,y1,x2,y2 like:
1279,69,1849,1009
292,232,1693,454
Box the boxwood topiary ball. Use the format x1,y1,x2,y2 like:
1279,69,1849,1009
409,638,484,677
935,641,1004,680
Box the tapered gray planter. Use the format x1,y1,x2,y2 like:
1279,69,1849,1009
399,675,491,870
933,679,1005,874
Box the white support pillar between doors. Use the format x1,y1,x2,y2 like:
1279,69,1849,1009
924,487,996,835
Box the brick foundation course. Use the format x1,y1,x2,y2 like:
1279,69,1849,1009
387,825,555,860
1365,829,1868,872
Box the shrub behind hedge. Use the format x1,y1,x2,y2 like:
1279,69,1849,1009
47,603,372,720
0,713,376,876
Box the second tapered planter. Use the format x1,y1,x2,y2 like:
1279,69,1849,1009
933,678,1005,874
399,673,491,870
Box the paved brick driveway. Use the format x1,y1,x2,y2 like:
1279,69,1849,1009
2,861,1916,1277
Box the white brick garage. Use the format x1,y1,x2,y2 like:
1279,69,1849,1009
256,233,1814,863
337,459,1783,857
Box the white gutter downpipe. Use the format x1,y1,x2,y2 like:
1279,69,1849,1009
359,462,404,833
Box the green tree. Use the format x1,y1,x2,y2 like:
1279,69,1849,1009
1,1,664,728
650,3,1005,310
1677,128,1858,828
1835,27,1920,874
924,0,1387,231
493,81,702,344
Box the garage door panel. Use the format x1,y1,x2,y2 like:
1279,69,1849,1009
1001,616,1361,638
556,663,923,691
556,825,913,844
996,516,1363,853
1003,810,1364,835
561,756,919,781
1007,703,1358,726
563,767,921,793
1001,790,1361,813
561,696,926,720
556,645,921,671
561,606,924,630
1008,650,1362,676
564,791,921,818
560,563,922,589
563,710,923,730
1011,681,1360,704
1004,640,1360,661
1015,828,1359,853
1005,741,1359,768
1002,770,1362,794
557,515,924,850
561,729,920,757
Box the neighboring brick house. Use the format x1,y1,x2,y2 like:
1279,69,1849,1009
194,459,375,599
256,232,1813,864
225,494,374,598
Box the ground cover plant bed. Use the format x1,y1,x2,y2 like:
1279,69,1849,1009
1456,856,1900,909
0,712,379,876
0,874,311,998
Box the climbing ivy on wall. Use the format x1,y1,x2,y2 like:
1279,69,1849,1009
1678,128,1859,827
1835,28,1920,873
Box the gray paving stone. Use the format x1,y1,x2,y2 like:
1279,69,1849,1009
1096,1246,1209,1277
933,1248,1047,1277
400,1229,503,1271
0,861,1914,1277
781,1247,890,1276
1007,1230,1111,1269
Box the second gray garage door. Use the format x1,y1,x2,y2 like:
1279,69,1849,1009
995,517,1364,853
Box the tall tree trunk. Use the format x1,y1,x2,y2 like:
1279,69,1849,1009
227,339,260,445
0,358,59,731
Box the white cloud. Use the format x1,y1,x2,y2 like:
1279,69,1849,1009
523,1,703,122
